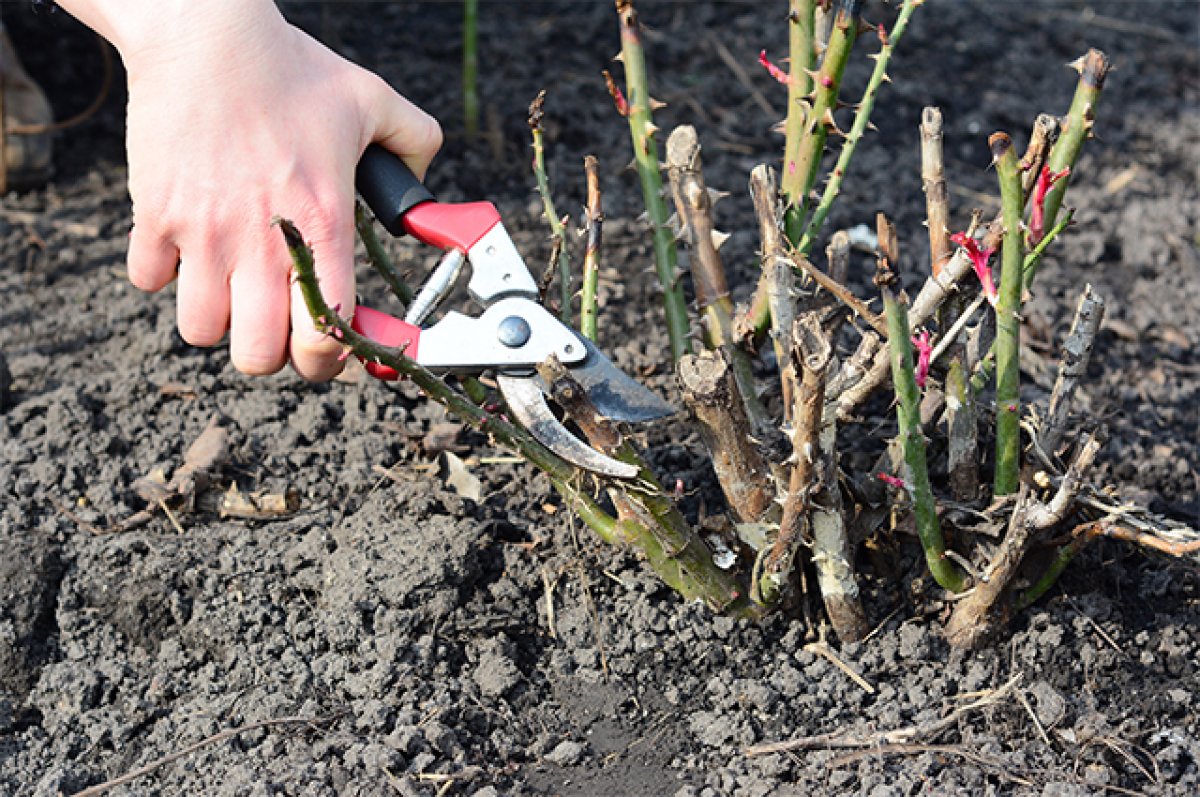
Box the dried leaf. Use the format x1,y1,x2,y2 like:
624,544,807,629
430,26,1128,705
442,452,482,502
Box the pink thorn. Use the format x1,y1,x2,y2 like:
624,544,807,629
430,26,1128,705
950,231,998,306
758,49,791,86
911,329,933,389
877,472,908,491
1028,165,1071,245
673,478,685,499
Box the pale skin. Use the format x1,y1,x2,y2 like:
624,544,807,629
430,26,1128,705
57,0,443,379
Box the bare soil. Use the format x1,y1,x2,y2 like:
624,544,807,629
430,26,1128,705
1,2,1197,795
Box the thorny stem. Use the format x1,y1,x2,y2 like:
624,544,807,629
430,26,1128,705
1038,285,1105,458
780,0,817,242
281,217,577,484
785,0,862,244
1041,49,1111,235
877,215,965,593
797,0,920,255
528,91,572,324
612,0,691,362
991,132,1025,496
759,315,834,606
355,203,413,306
580,155,604,341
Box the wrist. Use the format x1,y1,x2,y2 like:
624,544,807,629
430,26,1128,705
57,0,286,72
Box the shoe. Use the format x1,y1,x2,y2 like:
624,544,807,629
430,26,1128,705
1,28,53,192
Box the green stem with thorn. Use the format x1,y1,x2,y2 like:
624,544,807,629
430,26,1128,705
1041,49,1110,234
779,0,816,242
610,0,690,362
878,236,965,593
991,132,1025,496
796,0,919,255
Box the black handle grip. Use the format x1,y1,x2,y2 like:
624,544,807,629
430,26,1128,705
355,144,436,236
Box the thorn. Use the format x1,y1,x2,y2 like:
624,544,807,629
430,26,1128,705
710,229,732,250
707,187,729,206
623,157,638,173
865,121,879,133
612,52,625,63
644,122,660,137
880,72,892,84
821,108,845,137
649,97,668,111
1067,54,1086,74
637,210,650,224
770,120,787,136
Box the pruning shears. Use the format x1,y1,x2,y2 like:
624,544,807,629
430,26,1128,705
351,144,673,479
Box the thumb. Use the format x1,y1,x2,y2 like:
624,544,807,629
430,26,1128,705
360,74,443,180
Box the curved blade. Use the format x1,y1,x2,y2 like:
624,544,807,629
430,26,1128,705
565,333,675,423
497,375,639,479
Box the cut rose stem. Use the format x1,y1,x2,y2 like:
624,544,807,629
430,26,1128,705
677,351,775,525
537,356,763,619
528,91,572,324
990,132,1025,496
920,107,953,279
665,125,766,426
745,165,794,414
611,0,690,362
876,214,965,593
579,155,603,342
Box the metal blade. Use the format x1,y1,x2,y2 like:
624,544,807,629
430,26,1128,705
563,333,675,423
496,375,639,479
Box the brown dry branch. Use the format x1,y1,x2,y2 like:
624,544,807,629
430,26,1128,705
945,434,1102,649
757,314,834,606
1037,284,1105,459
677,351,775,525
1018,113,1061,199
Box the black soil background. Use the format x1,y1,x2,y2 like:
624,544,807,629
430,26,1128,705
2,2,1198,795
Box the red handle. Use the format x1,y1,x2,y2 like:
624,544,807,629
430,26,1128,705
402,201,502,253
350,306,421,381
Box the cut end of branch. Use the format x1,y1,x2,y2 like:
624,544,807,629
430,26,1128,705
988,131,1014,163
528,89,547,131
1069,48,1111,89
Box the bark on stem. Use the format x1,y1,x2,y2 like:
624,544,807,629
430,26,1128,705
677,351,774,524
665,126,765,426
758,315,833,605
1038,285,1104,458
945,434,1101,648
920,107,953,278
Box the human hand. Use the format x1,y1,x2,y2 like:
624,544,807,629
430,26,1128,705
79,1,442,379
